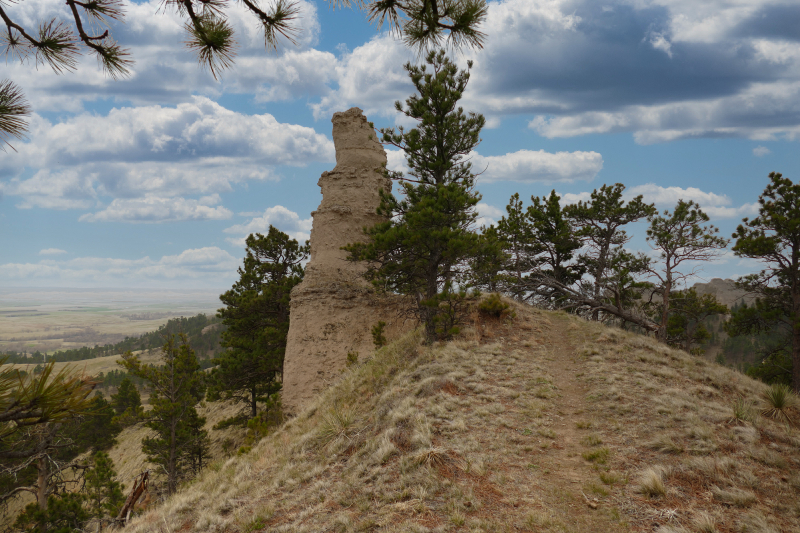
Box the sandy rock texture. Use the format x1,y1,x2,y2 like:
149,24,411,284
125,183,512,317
282,108,410,414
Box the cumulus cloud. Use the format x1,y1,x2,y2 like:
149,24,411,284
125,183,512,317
753,145,771,157
39,248,67,255
0,247,240,288
80,195,233,223
287,0,800,142
7,0,323,112
2,98,334,214
386,148,603,183
628,184,758,218
474,150,603,183
475,202,505,228
223,205,313,245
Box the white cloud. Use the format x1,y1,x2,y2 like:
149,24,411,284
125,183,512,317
628,184,759,219
475,202,505,228
39,248,67,255
224,205,313,245
8,0,323,112
529,81,800,145
79,195,233,223
558,192,593,205
475,149,603,183
753,145,771,157
0,247,239,288
386,149,409,174
2,98,334,213
386,148,603,183
647,31,673,58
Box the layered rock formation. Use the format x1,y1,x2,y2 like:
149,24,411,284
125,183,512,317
282,108,406,414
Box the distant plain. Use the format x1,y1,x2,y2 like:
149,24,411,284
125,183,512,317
0,287,221,355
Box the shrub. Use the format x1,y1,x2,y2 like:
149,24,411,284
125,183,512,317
371,321,388,348
478,293,513,318
582,447,610,464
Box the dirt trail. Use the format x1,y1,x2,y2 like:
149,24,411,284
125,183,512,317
503,311,629,531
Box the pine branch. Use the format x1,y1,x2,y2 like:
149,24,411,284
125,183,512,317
0,79,30,151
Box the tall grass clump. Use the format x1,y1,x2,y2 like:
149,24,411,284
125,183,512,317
636,467,667,497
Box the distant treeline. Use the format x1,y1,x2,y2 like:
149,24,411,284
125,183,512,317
2,313,224,364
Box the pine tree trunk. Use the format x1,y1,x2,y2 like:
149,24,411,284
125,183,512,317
660,277,671,342
36,456,48,510
793,295,800,393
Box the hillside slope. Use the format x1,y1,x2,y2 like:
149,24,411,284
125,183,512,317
126,302,799,533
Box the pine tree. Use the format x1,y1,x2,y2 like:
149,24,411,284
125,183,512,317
208,227,308,421
495,193,536,299
110,376,143,426
120,334,209,495
564,183,656,319
85,451,125,523
664,288,727,354
646,200,728,341
72,393,121,451
346,50,483,343
729,172,800,389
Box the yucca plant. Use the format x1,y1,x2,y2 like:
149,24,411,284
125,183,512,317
761,383,797,427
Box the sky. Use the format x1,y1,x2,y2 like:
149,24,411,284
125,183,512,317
1,0,799,290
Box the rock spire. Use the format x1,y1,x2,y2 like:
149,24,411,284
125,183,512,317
282,108,405,413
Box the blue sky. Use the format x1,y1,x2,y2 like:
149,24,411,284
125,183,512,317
1,0,799,289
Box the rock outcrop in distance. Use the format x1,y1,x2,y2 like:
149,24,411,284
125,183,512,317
282,108,409,414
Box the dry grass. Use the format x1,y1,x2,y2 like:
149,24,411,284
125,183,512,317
106,300,800,533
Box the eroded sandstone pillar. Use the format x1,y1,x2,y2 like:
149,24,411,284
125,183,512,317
282,108,405,414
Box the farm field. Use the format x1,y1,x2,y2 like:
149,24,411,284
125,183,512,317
0,287,220,355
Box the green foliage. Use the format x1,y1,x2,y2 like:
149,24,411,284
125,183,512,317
85,451,125,521
1,357,95,450
110,377,143,426
14,493,89,533
565,183,656,319
345,50,483,343
468,224,510,293
647,200,728,340
208,227,308,419
346,351,359,367
664,288,727,354
730,172,800,390
761,383,797,426
478,293,512,318
371,321,388,349
0,80,30,151
331,0,488,51
72,394,122,451
120,334,209,495
242,393,283,448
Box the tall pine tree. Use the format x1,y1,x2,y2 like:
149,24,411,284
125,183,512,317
208,227,308,420
120,334,209,495
729,172,800,389
346,50,483,343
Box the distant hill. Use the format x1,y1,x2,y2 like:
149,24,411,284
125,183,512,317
692,278,755,308
120,299,798,532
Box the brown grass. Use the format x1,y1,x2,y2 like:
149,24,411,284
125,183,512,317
103,300,799,532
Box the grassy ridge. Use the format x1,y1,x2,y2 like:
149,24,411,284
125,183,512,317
119,300,798,532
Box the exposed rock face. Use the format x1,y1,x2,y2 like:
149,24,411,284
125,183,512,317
282,108,406,414
692,278,754,308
